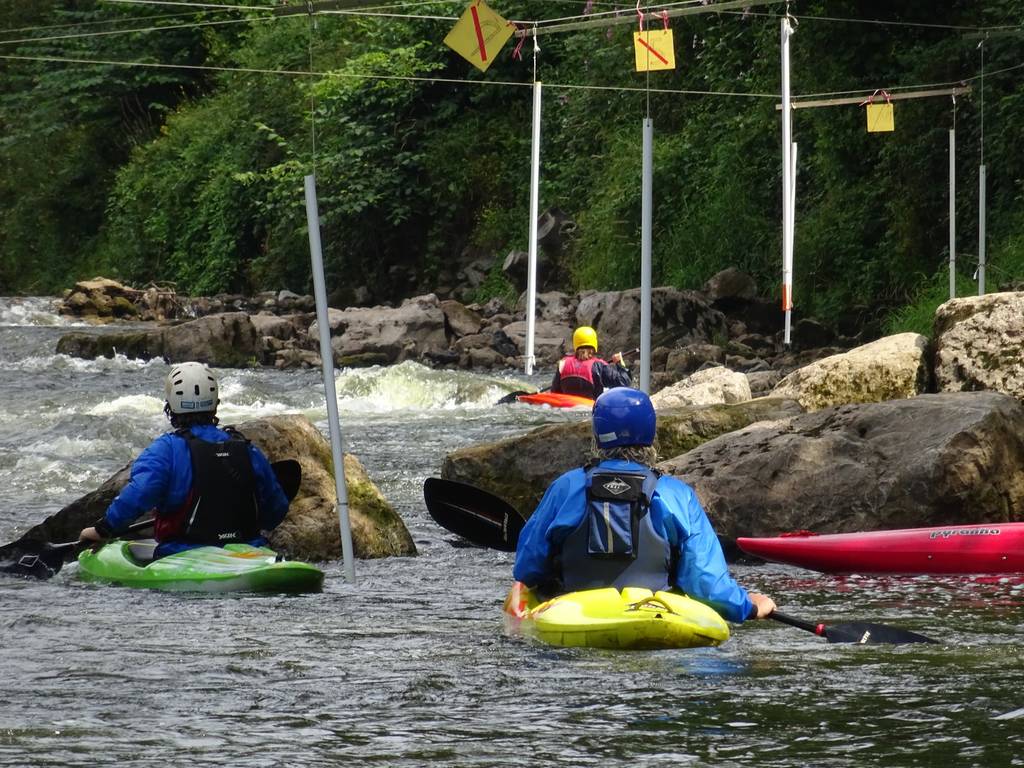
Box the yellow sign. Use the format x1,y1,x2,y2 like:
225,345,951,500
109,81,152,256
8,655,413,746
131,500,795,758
866,102,895,132
633,29,676,72
444,0,514,73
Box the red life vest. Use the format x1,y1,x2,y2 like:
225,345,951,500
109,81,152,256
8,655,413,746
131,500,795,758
558,355,603,397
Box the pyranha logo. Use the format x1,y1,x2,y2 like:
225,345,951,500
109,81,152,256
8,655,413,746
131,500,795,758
602,478,632,496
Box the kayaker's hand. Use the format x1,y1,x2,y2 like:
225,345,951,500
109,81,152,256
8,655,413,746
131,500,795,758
610,351,623,365
78,526,104,544
748,592,777,619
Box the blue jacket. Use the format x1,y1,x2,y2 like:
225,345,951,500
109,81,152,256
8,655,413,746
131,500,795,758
104,424,290,554
513,459,754,623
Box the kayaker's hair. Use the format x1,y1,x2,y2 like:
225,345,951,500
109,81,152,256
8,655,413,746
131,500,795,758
164,402,219,429
590,441,658,465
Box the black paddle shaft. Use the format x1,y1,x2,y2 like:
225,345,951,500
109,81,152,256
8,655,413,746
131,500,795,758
771,611,937,645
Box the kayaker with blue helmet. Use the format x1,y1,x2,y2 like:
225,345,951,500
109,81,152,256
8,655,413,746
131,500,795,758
513,387,776,623
78,362,290,558
550,326,631,399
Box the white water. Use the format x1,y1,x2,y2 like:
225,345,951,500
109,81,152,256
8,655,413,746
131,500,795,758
0,298,1021,768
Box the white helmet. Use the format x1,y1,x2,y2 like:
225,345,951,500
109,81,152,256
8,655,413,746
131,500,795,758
165,362,218,414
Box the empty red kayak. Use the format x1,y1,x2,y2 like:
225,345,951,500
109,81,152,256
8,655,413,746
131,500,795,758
737,522,1024,574
517,392,594,409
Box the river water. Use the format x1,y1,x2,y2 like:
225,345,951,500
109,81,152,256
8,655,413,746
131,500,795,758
0,297,1020,767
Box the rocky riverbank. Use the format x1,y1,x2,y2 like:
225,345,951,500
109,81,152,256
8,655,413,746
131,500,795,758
54,272,863,394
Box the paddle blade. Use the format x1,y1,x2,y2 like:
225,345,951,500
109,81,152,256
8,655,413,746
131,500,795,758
496,390,532,405
0,540,74,580
770,611,936,645
822,621,937,645
272,459,302,501
423,477,524,552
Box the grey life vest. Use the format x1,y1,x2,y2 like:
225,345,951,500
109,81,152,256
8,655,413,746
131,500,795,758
558,465,673,593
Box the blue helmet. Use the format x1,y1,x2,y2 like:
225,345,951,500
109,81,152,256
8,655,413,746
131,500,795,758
592,387,656,448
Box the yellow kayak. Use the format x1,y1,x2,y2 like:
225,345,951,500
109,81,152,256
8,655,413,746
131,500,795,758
503,581,730,650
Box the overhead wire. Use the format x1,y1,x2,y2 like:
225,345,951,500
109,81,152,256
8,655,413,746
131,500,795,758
3,1,1019,103
0,16,272,47
718,8,1021,33
0,11,210,35
0,51,781,98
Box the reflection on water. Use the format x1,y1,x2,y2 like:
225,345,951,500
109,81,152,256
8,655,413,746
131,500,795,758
0,299,1020,767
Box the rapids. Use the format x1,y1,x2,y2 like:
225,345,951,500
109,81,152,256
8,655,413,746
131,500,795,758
0,297,1020,767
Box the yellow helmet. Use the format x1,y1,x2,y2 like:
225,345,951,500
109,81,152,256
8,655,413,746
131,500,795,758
572,326,598,351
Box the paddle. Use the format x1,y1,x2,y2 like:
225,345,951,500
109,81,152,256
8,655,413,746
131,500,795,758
423,478,937,644
0,516,156,580
422,477,525,552
0,459,303,581
770,611,936,645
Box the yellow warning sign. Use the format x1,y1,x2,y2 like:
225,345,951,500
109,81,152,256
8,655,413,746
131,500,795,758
866,102,895,132
444,0,514,73
633,29,676,72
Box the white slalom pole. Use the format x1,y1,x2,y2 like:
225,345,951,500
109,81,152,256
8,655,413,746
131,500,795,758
524,81,542,375
780,17,794,345
788,140,797,308
949,128,956,300
304,174,356,584
640,117,653,394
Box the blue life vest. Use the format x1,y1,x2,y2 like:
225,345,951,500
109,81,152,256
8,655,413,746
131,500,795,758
558,465,673,592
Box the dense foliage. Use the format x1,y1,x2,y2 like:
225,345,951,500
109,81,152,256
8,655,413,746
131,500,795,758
1,1,1021,332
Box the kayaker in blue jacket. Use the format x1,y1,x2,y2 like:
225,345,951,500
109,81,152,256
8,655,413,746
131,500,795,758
78,362,290,558
513,387,776,623
550,326,632,399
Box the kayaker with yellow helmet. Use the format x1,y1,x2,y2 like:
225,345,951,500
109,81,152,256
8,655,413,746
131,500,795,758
78,362,290,558
514,387,777,623
550,326,631,400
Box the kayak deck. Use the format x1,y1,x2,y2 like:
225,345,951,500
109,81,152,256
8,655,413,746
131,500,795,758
737,522,1024,574
77,540,324,593
516,392,594,409
503,581,730,650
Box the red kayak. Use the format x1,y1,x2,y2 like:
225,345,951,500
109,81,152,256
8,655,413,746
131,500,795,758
517,392,594,409
737,523,1024,574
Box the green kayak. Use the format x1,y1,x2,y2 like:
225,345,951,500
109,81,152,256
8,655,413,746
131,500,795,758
77,540,324,593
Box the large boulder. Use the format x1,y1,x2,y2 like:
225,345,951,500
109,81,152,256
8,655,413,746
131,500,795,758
659,392,1024,539
933,291,1024,399
13,414,415,561
59,277,140,322
651,366,752,409
315,294,447,366
500,319,574,365
441,398,802,516
55,312,265,368
769,332,929,411
237,416,415,560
